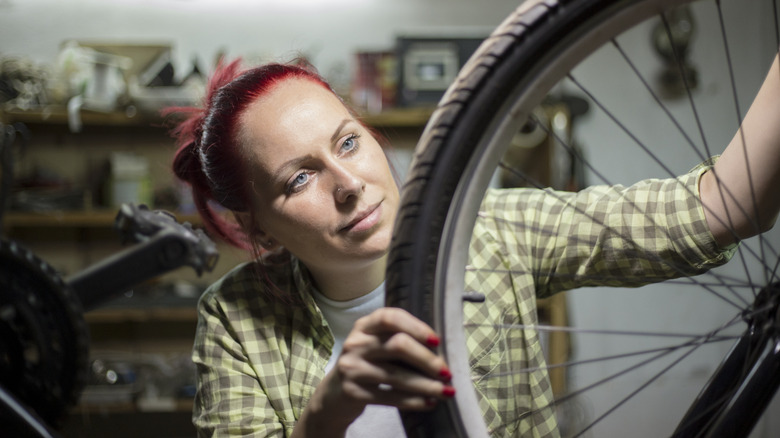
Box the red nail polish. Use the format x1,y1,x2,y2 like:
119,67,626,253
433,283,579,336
442,385,456,398
439,367,452,381
425,397,438,407
426,334,440,347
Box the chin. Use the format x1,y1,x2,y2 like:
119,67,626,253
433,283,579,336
348,236,391,262
372,228,393,253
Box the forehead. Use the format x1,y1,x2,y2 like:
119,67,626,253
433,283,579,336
238,78,352,165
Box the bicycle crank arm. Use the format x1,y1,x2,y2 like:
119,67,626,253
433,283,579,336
66,204,218,311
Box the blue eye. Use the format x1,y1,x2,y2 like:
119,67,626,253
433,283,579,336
288,172,310,193
341,135,360,153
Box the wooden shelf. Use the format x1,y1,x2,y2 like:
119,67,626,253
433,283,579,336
3,209,201,228
1,105,158,127
85,306,197,323
74,398,193,414
360,106,434,128
2,105,434,129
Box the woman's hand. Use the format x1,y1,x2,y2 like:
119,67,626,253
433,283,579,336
292,307,454,437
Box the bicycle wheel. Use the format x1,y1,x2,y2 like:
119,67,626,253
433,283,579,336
386,0,780,437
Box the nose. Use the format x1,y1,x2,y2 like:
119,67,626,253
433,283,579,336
332,164,364,203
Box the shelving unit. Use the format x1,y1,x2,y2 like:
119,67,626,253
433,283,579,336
1,107,194,436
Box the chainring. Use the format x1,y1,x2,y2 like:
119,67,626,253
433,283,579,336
0,238,89,428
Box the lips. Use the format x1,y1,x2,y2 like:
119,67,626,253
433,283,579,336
340,202,382,233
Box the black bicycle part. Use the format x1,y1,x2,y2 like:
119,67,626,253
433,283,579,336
0,385,59,438
1,203,219,436
66,203,219,311
0,238,90,431
673,281,780,438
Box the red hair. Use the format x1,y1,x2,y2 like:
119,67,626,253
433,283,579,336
164,59,333,251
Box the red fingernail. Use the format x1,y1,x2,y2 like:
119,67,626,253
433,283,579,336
442,385,456,398
439,367,452,381
426,334,440,347
425,397,438,407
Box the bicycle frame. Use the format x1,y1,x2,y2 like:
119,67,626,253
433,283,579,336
674,282,780,437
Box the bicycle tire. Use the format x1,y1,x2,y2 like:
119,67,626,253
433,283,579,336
386,0,780,437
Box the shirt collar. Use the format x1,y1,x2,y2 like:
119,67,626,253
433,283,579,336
290,255,335,350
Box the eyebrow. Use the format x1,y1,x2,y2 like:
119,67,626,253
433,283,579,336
331,118,352,143
273,154,313,186
273,118,354,186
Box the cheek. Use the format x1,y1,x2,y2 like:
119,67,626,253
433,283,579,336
269,194,332,237
364,149,395,182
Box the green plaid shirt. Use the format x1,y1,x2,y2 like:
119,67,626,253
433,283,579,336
192,165,734,437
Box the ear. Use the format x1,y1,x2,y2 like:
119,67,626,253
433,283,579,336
233,211,278,250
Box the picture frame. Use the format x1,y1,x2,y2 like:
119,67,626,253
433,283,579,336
396,36,485,107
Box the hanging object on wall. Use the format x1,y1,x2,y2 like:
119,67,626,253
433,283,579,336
499,107,550,189
652,5,698,99
499,94,589,191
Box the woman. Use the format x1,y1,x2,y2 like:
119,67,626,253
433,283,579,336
167,53,780,437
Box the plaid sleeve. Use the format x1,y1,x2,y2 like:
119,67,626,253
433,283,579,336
484,163,736,297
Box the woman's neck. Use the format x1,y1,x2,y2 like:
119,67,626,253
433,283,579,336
307,255,387,302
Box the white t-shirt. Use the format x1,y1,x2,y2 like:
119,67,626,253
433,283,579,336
312,282,405,438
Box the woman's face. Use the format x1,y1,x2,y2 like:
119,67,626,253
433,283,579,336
238,78,400,274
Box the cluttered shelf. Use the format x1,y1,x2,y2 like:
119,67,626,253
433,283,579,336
0,105,434,129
